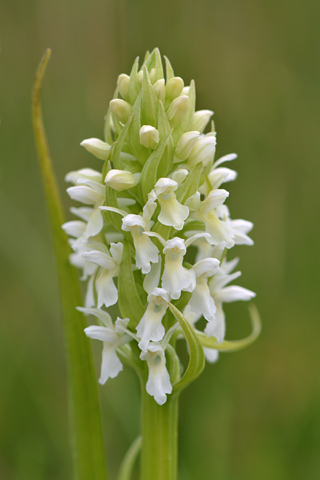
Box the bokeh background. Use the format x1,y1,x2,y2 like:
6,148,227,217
1,0,320,478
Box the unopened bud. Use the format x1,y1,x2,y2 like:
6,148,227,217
80,138,111,160
167,95,190,128
165,77,184,101
175,131,200,160
154,79,165,103
137,70,144,87
117,74,130,100
104,169,139,191
139,125,160,149
149,68,157,84
190,110,213,133
188,133,217,167
109,99,132,125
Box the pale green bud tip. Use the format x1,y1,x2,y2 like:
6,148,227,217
191,110,214,133
165,76,184,101
109,99,132,124
117,74,130,100
80,138,111,160
139,125,160,149
167,95,190,127
104,169,138,191
154,79,165,102
175,131,200,160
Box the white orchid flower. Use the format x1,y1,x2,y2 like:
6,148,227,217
81,308,131,383
188,257,220,323
136,288,170,350
82,242,123,308
66,169,105,238
152,178,189,230
140,342,172,405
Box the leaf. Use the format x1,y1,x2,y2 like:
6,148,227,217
169,303,205,395
141,66,158,127
111,113,134,169
117,436,142,480
32,49,108,480
176,163,202,203
172,80,195,143
140,133,171,203
128,56,141,105
197,304,261,352
118,240,146,329
128,92,150,165
156,101,174,178
164,56,175,82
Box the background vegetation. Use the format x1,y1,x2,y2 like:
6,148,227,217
1,0,319,478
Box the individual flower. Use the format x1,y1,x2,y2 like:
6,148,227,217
65,169,105,238
136,288,170,350
140,342,172,405
152,178,189,230
188,257,220,323
81,308,132,383
82,242,123,308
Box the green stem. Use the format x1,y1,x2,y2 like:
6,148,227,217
140,383,178,480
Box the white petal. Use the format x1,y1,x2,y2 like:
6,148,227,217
62,220,86,238
213,153,237,168
65,168,102,184
215,286,256,303
201,189,229,213
143,257,162,294
67,186,103,206
85,208,104,237
188,277,216,322
78,307,113,328
96,270,118,308
204,348,219,363
141,344,172,405
82,250,115,270
99,344,123,383
204,304,225,343
84,325,118,343
193,258,220,278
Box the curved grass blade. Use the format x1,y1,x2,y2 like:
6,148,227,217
197,304,261,352
32,49,108,480
117,436,142,480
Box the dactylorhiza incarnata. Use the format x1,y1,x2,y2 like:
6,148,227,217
63,49,256,406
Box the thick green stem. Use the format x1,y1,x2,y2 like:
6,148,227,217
140,384,178,480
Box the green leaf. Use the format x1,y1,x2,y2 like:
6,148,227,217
176,163,202,203
197,304,261,352
144,47,164,82
32,49,108,480
111,113,134,169
128,56,140,105
128,92,150,165
141,66,158,127
168,303,205,395
117,436,142,480
156,101,174,178
140,132,171,203
164,56,175,82
118,241,146,329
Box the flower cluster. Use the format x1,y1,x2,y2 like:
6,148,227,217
63,49,255,405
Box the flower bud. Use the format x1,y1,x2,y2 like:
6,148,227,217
165,76,184,101
137,70,143,87
149,68,157,84
188,133,217,167
154,79,165,103
104,169,138,191
109,99,132,125
80,138,111,160
139,125,160,149
167,95,190,128
175,131,200,160
191,110,213,133
117,74,130,100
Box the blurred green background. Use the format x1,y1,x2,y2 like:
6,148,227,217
1,0,320,478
